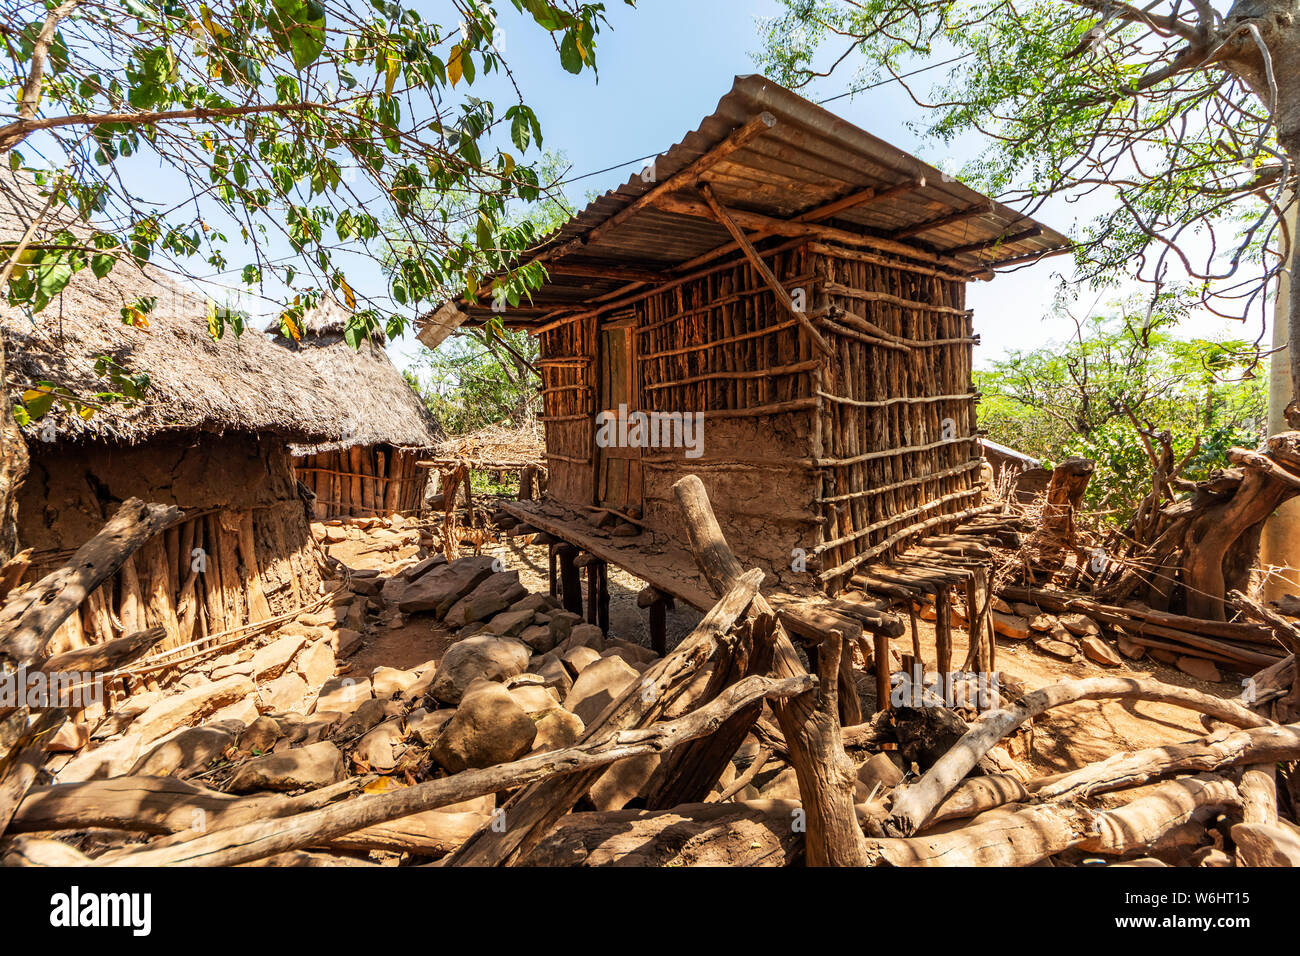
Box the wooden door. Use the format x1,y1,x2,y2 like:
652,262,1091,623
596,319,642,513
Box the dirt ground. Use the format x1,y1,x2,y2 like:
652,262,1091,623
325,525,1245,779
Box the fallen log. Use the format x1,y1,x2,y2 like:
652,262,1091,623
100,672,812,867
865,774,1239,866
884,676,1271,836
1027,722,1300,804
671,474,868,866
520,798,804,866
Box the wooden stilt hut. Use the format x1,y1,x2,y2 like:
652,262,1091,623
265,300,440,520
418,75,1070,657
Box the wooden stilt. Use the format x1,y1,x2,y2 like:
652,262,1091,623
556,544,582,616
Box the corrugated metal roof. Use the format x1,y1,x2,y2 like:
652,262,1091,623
429,74,1070,330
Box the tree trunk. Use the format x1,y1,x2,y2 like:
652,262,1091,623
0,328,27,564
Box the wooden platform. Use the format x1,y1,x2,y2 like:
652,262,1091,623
496,499,906,643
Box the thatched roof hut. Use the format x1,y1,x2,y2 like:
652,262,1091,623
264,300,441,518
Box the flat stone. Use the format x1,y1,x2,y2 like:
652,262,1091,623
528,651,574,699
589,753,659,811
259,672,310,715
237,716,283,754
481,607,536,638
247,635,308,681
519,624,556,654
855,752,904,800
431,680,537,773
1081,635,1123,667
228,741,345,793
559,623,605,655
1059,613,1100,637
510,593,557,614
355,718,405,772
530,707,584,753
130,675,256,745
335,697,404,739
130,724,239,777
208,695,261,727
400,553,448,581
1034,638,1080,661
429,635,532,705
314,676,373,715
1177,656,1222,682
408,708,455,746
561,645,602,677
444,571,528,627
1117,635,1147,660
564,655,639,726
992,612,1031,640
294,642,337,689
509,683,561,714
372,665,420,698
397,555,499,617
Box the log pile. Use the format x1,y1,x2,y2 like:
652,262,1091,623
4,481,1300,868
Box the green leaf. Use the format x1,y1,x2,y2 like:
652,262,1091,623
269,0,327,71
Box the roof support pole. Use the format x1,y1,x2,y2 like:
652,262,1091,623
697,184,835,358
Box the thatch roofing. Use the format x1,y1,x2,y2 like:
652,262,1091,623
2,173,433,452
434,420,544,467
264,300,441,455
423,74,1071,336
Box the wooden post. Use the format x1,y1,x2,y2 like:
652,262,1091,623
556,544,582,616
671,474,869,866
597,561,609,635
547,543,557,598
874,632,891,714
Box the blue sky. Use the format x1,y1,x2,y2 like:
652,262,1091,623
44,0,1260,375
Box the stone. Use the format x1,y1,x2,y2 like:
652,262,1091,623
758,767,802,801
547,610,582,647
332,628,364,658
428,635,532,705
237,716,283,754
295,642,337,689
228,741,345,793
57,736,147,783
1011,602,1041,619
314,676,373,715
130,724,239,777
1081,635,1123,667
1149,647,1180,665
397,555,498,617
356,718,406,772
1028,614,1054,632
589,753,660,811
530,707,584,753
208,695,261,726
855,752,904,800
334,696,404,739
444,571,528,627
991,612,1031,640
400,553,448,581
404,662,439,700
564,655,639,726
519,624,556,654
560,623,605,655
431,680,537,772
991,595,1015,614
1059,613,1100,637
481,607,536,638
604,639,659,665
259,672,310,715
129,675,256,745
529,651,574,698
561,645,602,677
509,683,561,714
246,635,308,681
1117,635,1147,660
44,720,89,753
1034,637,1080,661
1231,822,1300,866
1177,656,1222,682
372,665,420,698
408,708,455,746
510,593,557,614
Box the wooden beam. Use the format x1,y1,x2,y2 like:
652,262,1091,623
888,200,995,240
797,176,926,224
697,184,833,357
944,225,1043,259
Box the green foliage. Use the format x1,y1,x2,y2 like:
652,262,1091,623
976,295,1268,519
755,0,1287,326
404,327,540,435
2,0,631,337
